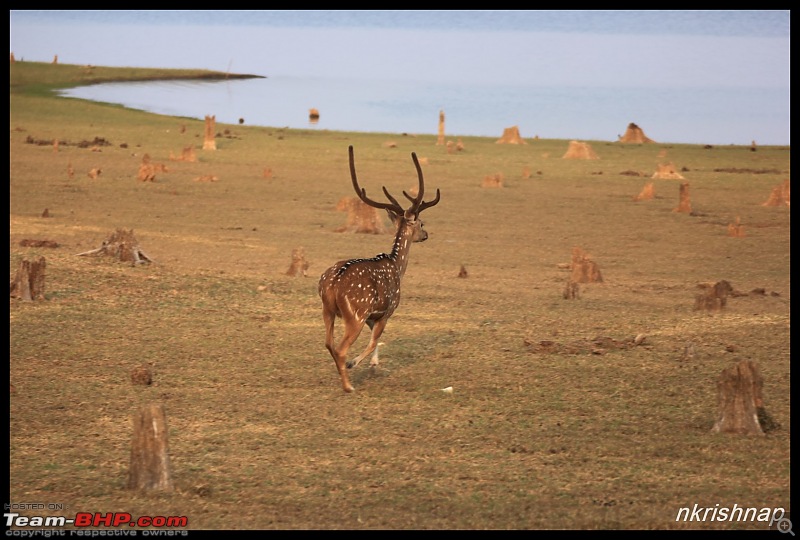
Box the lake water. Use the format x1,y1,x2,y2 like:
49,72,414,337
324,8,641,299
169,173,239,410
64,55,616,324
11,10,791,146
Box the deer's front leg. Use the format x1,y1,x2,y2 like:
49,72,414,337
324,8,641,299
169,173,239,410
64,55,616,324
347,317,389,369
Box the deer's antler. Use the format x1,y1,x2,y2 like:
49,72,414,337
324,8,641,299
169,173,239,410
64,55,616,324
349,146,403,214
349,146,440,218
404,152,440,217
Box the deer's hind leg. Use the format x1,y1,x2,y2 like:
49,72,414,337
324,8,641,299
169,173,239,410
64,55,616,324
329,312,367,393
347,317,389,369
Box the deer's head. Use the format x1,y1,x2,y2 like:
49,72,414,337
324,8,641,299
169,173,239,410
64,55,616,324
349,145,440,241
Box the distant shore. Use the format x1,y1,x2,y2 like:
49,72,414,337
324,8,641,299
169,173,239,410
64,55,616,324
9,60,264,94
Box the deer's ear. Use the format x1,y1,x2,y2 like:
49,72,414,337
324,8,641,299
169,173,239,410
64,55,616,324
386,209,400,223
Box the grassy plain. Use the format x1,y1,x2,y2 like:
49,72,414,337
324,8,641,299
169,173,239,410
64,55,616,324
9,62,791,530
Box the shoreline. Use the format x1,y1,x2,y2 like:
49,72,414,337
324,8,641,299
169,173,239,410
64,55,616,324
10,62,790,147
9,60,264,92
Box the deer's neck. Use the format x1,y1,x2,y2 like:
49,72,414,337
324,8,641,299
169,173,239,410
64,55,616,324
387,220,416,278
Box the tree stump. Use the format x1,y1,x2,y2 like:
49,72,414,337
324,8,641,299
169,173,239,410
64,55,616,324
496,126,527,145
481,173,504,188
563,279,580,299
653,162,685,179
711,360,767,436
136,154,168,182
673,182,692,213
436,110,445,146
203,115,217,150
633,182,655,202
334,197,388,234
570,247,603,283
170,146,197,162
562,140,597,159
128,403,174,491
76,228,154,265
9,256,46,301
761,179,790,207
727,216,745,237
286,247,310,277
694,280,733,312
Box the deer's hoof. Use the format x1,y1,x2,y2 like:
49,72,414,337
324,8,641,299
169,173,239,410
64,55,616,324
345,360,356,369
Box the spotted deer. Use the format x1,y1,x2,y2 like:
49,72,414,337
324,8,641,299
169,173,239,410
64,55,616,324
319,146,441,393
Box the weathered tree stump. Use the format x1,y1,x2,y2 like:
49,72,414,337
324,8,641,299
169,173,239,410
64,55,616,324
481,173,504,188
673,182,692,213
694,280,734,312
653,162,685,180
633,182,655,202
618,122,655,144
727,216,745,237
76,228,154,265
570,247,603,283
334,197,388,234
761,179,790,207
203,115,217,150
286,247,310,277
9,256,46,301
562,140,597,159
563,280,580,299
711,360,767,436
136,154,168,182
170,145,197,162
128,403,174,491
436,110,445,146
496,126,527,145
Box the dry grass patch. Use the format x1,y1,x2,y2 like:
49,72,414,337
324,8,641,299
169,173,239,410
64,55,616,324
9,62,791,530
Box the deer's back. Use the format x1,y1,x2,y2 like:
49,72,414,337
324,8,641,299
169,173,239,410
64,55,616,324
319,255,401,319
